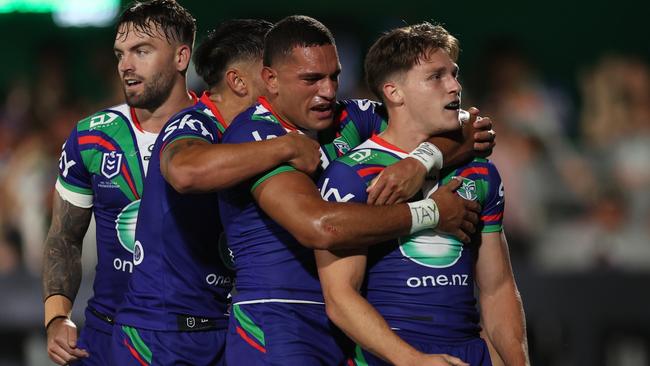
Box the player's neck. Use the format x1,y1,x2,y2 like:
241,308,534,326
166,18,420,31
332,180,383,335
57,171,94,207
207,87,251,126
134,81,194,133
380,110,430,152
263,94,299,130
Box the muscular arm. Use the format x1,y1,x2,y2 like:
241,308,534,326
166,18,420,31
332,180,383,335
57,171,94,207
161,133,319,194
316,250,424,365
42,193,92,365
254,171,412,250
476,232,530,366
316,249,468,366
42,193,92,303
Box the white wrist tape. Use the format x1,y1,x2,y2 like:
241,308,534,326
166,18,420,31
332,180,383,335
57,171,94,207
459,109,470,126
407,198,440,234
408,142,443,173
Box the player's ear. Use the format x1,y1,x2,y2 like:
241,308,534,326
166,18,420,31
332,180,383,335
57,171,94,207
382,81,403,105
261,66,278,95
176,44,191,73
225,69,247,97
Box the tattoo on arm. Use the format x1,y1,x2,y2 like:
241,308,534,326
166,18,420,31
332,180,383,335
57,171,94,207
41,194,92,302
161,139,202,172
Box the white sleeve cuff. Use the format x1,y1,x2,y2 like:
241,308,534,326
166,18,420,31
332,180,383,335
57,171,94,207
55,180,93,208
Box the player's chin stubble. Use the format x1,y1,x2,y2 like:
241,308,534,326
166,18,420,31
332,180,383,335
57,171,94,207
124,70,175,110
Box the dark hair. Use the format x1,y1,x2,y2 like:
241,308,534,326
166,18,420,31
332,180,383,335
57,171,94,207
263,15,335,67
194,19,272,88
116,0,196,47
365,22,459,101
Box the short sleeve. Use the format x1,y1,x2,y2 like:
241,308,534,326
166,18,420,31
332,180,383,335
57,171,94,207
55,127,93,208
160,110,220,155
317,160,369,204
222,118,296,192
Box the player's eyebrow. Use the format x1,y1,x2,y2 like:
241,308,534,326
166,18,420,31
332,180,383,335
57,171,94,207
298,69,341,80
113,41,154,53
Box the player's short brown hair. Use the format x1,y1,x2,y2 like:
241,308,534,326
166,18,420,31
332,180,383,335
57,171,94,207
365,22,459,101
116,0,196,48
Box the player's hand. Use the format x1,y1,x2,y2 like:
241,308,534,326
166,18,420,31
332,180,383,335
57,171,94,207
429,177,480,243
410,353,470,366
46,317,89,365
430,107,496,167
471,109,496,158
284,132,321,175
366,158,426,205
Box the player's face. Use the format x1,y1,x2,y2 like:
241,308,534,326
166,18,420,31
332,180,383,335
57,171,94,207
113,22,178,110
399,49,462,134
274,44,341,131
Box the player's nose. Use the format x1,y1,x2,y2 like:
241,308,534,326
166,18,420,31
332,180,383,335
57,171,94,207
118,53,135,74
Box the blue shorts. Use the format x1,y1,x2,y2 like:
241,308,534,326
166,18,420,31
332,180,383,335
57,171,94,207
227,302,351,365
71,325,113,366
349,337,492,366
111,324,226,365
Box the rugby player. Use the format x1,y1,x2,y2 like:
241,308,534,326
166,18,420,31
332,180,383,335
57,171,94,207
41,1,200,364
110,18,322,365
316,22,529,366
218,15,495,365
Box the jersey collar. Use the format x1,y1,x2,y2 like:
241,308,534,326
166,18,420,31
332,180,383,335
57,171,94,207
129,91,200,133
257,96,298,132
370,134,408,154
199,91,228,131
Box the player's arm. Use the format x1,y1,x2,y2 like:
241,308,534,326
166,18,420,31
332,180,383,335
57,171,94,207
161,132,320,193
475,231,530,366
367,107,495,205
253,170,479,249
42,193,91,365
316,249,468,366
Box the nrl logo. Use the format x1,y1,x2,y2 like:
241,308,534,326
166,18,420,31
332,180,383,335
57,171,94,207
186,317,196,328
101,151,123,179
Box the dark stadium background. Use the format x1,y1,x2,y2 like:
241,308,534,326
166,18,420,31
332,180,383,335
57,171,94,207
0,0,648,365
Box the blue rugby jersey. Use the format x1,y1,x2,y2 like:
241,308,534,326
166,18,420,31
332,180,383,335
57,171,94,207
56,103,158,333
115,93,234,331
218,96,386,305
317,134,505,342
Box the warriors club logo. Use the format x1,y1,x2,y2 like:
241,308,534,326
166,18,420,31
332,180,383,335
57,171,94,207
399,178,477,268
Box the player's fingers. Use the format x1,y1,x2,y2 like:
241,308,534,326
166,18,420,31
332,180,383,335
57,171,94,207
48,351,68,366
56,341,82,362
455,230,471,244
444,176,462,192
443,354,469,366
461,220,476,235
66,323,78,348
373,185,394,206
366,173,384,203
384,190,403,205
463,199,481,214
473,142,495,156
466,107,479,125
465,210,479,226
473,129,496,144
473,116,492,131
49,343,78,365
